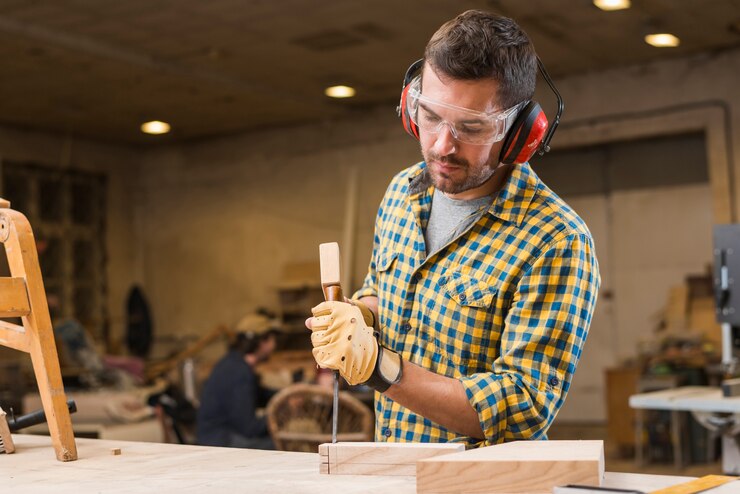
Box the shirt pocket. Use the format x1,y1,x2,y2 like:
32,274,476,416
376,247,398,273
427,271,499,373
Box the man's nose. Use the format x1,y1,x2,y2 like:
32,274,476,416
432,122,457,156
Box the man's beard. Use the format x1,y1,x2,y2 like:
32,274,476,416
423,149,498,195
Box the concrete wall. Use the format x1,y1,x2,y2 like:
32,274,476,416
137,110,419,341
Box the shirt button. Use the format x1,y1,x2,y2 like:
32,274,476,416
403,323,412,332
549,377,559,387
459,293,467,301
384,428,392,438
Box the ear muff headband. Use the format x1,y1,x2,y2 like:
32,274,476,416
397,57,564,165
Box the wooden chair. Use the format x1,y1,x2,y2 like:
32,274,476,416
266,383,373,452
0,198,77,461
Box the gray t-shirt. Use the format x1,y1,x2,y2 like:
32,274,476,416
424,188,492,258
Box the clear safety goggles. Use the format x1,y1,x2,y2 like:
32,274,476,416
406,77,524,145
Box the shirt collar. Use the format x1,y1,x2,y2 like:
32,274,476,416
487,161,538,226
408,161,538,226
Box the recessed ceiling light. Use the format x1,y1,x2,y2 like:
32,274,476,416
140,120,171,135
593,0,630,11
644,33,680,47
324,85,356,98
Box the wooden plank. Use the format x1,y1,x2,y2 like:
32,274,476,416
417,440,604,494
319,442,465,476
0,319,28,352
0,277,31,317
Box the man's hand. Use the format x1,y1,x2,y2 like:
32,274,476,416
307,301,378,385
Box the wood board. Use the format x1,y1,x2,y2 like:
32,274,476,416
319,442,464,476
416,440,604,494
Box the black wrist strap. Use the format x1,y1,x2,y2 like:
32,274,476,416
363,345,403,393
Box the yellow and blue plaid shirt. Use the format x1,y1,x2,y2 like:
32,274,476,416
354,161,600,447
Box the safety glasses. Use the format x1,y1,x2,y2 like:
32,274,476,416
405,77,523,145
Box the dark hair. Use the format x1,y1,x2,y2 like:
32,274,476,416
424,10,537,108
231,330,277,355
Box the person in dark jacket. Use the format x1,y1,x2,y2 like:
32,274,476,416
196,314,278,449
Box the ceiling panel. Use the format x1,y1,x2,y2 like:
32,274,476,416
0,0,737,144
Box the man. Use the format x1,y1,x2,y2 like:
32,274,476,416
197,314,278,449
307,10,599,447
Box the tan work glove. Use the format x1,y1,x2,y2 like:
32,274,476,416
309,301,378,385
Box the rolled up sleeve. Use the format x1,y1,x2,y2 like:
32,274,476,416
459,232,600,446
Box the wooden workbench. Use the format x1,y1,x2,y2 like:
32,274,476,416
0,435,732,493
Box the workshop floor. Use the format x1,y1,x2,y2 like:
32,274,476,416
548,422,723,477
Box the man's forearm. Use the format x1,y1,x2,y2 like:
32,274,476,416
358,295,484,439
384,359,484,439
360,297,483,439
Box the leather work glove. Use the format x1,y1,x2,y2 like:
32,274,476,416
309,301,378,385
308,301,402,391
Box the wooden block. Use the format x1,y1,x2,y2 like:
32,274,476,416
0,408,15,454
319,442,465,476
416,440,604,494
0,277,31,317
111,448,122,456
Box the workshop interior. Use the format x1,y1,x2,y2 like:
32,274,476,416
1,1,740,492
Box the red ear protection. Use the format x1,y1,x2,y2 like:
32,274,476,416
499,101,549,165
397,58,563,165
397,59,424,140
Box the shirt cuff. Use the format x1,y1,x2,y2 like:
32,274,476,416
459,373,507,446
352,286,377,300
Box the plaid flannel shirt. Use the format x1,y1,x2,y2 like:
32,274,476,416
354,161,600,447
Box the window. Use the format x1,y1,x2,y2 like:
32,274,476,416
0,162,108,346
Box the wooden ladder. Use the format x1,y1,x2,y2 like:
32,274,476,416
0,197,77,461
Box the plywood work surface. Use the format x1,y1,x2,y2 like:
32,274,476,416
3,434,415,493
1,435,732,494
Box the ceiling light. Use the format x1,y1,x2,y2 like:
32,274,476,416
324,85,356,98
593,0,630,11
644,33,680,47
140,120,171,135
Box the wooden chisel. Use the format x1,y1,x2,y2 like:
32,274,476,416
319,242,343,444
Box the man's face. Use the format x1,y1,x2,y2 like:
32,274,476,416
419,65,505,200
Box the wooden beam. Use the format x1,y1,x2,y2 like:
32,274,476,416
416,440,604,494
0,277,31,317
319,442,464,476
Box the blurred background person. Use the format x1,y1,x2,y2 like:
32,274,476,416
196,313,279,449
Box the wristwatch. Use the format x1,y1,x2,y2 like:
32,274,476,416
363,344,403,393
